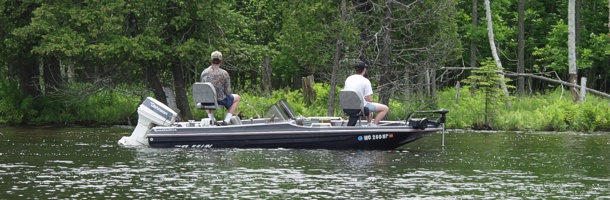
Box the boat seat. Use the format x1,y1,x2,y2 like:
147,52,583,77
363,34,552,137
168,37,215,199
339,90,370,126
193,82,223,110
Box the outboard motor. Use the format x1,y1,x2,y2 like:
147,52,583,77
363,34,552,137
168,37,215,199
118,97,177,146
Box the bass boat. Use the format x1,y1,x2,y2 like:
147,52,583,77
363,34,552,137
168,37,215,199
118,83,448,150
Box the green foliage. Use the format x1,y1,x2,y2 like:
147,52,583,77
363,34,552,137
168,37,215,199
436,86,485,129
275,1,339,74
3,0,610,133
532,21,594,72
3,80,610,132
0,82,141,126
438,86,610,132
0,79,37,125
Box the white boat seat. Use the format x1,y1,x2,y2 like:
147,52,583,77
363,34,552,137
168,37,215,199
339,90,369,126
193,82,223,110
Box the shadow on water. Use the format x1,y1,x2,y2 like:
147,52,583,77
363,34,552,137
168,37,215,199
1,126,609,199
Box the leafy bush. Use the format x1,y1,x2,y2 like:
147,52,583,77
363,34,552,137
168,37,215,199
0,79,37,125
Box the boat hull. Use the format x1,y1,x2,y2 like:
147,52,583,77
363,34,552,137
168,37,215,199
146,123,440,150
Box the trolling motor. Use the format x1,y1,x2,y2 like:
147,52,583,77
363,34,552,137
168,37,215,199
408,109,449,149
407,109,448,128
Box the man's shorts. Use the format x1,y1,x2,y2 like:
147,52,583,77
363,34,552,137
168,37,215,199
218,94,234,109
365,102,377,112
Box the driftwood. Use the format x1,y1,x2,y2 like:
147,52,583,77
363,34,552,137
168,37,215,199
440,67,610,99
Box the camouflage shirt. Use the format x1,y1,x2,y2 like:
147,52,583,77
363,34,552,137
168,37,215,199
200,65,231,101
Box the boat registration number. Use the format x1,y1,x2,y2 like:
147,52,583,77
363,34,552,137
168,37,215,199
174,144,213,148
359,134,392,141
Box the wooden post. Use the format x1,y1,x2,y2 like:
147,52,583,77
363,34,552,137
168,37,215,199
580,77,587,102
455,81,460,104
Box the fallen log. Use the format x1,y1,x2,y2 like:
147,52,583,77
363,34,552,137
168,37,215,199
503,72,610,99
439,67,610,99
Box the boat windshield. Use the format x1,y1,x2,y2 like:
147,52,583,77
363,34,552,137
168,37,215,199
263,99,297,122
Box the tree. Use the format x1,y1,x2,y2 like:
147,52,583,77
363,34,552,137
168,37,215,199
2,1,42,100
353,0,460,110
568,0,579,101
463,58,513,129
483,0,510,103
517,0,525,96
470,0,478,70
327,0,348,116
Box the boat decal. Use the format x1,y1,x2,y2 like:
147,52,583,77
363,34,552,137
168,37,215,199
359,133,393,141
174,144,213,148
144,98,174,121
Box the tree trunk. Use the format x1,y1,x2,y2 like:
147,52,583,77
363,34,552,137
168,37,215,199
238,71,246,90
302,75,316,105
484,0,510,102
576,0,581,49
470,0,478,69
126,8,167,105
171,62,192,120
146,62,167,105
355,0,373,64
16,53,41,98
43,56,62,95
249,69,258,87
568,0,579,102
261,57,272,96
14,51,41,124
469,0,480,95
378,0,393,107
517,0,525,96
328,0,347,117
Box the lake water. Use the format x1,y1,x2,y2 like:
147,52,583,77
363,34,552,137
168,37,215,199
1,126,609,199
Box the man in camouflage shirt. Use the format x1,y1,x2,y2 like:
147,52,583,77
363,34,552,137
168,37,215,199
201,51,241,125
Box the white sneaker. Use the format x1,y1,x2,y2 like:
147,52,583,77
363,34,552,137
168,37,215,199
369,123,378,127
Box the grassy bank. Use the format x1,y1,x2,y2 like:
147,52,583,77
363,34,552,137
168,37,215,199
437,86,610,131
2,82,609,132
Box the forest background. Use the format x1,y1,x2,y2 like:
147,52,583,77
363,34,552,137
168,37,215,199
2,0,610,131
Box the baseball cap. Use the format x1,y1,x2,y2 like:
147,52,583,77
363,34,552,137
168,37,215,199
355,61,368,69
211,51,223,60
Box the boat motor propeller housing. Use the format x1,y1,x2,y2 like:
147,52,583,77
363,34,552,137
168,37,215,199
118,97,177,146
